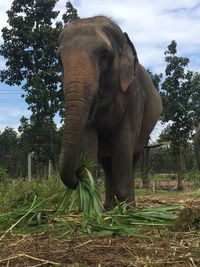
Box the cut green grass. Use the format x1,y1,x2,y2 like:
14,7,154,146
0,159,182,239
0,197,179,238
0,180,179,239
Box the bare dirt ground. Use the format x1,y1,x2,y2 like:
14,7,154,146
0,188,200,267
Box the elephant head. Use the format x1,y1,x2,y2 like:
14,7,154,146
58,16,138,189
194,123,200,171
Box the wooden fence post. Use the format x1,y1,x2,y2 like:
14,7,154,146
28,152,33,181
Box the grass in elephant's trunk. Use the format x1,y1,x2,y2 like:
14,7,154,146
76,156,104,230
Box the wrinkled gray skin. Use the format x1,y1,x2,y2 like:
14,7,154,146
58,16,162,210
194,124,200,171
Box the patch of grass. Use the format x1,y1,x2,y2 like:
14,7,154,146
192,188,200,197
0,171,180,240
0,175,65,209
0,193,179,239
5,160,200,239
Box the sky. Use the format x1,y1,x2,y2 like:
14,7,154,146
0,0,200,140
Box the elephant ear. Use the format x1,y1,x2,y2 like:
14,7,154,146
120,32,138,92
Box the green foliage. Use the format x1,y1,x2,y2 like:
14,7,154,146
0,128,18,177
161,41,195,150
158,40,200,181
18,116,61,166
62,1,80,23
148,146,176,173
191,72,200,126
0,1,79,170
148,141,197,174
0,125,62,178
147,69,163,91
0,167,7,181
0,0,79,119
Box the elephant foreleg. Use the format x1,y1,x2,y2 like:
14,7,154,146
99,157,115,211
111,127,135,207
112,154,134,206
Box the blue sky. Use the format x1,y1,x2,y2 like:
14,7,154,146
0,0,200,139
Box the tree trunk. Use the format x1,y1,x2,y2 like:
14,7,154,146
141,147,150,188
194,124,200,171
177,146,184,191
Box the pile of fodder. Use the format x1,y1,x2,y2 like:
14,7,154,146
175,202,200,231
174,188,200,231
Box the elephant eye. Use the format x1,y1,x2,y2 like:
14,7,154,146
99,51,112,71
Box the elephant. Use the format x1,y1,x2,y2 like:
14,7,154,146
194,123,200,171
58,16,162,210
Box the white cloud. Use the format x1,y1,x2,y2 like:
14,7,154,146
0,106,30,132
0,107,24,121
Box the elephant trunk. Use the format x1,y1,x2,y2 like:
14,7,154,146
59,56,98,189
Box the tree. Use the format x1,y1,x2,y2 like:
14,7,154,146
63,1,79,23
0,0,79,119
161,40,195,188
0,1,79,177
0,128,18,177
191,72,200,126
147,70,163,91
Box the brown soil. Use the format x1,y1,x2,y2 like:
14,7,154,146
0,230,200,267
0,192,200,267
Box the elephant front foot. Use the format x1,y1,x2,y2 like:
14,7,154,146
103,201,116,211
